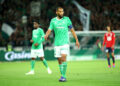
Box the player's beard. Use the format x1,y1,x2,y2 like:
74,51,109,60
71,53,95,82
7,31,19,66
34,27,38,29
57,14,63,19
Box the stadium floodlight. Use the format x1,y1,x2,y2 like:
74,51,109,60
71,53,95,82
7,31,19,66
22,15,27,25
22,15,28,49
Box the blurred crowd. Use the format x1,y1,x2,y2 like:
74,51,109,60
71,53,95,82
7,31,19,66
0,0,120,46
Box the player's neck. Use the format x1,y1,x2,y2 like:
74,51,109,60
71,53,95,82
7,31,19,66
34,27,39,29
57,16,62,20
108,31,111,33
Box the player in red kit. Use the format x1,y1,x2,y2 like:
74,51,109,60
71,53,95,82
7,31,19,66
102,26,115,68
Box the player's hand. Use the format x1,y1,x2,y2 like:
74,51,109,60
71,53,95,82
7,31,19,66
30,40,33,43
44,35,48,40
76,41,80,48
101,46,104,51
111,45,114,49
34,43,38,46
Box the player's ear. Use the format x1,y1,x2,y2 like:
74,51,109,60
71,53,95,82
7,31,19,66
56,11,58,15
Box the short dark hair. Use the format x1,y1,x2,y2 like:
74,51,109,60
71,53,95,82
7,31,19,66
33,19,40,24
56,7,63,11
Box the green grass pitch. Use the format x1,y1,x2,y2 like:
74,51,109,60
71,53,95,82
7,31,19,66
0,60,120,86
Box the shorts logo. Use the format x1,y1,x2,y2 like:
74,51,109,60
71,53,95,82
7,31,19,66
106,49,109,53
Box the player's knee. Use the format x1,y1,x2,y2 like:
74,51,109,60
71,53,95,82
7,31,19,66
58,61,62,64
112,54,114,57
32,58,35,60
61,54,67,62
57,58,62,64
40,57,44,61
106,53,110,57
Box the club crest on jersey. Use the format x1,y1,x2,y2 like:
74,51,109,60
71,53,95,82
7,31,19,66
106,33,112,41
107,36,112,41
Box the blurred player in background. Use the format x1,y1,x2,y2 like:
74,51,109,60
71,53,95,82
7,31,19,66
102,26,115,68
45,7,80,82
26,20,52,75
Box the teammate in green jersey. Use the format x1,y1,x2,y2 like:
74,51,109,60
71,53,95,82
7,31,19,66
26,19,52,75
45,7,80,82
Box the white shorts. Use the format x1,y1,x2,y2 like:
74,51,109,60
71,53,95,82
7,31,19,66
31,49,44,58
54,44,70,58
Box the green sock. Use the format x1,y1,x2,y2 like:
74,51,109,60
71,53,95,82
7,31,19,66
43,59,49,69
59,64,63,75
31,60,35,71
62,62,67,78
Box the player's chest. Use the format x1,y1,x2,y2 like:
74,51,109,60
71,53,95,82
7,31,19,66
106,33,113,41
53,20,67,29
33,31,41,38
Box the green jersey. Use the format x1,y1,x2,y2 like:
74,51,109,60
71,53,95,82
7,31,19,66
31,28,45,49
49,16,72,46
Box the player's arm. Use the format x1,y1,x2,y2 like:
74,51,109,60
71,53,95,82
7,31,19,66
70,27,80,48
44,20,53,40
44,29,52,40
40,29,45,42
102,34,106,51
67,17,80,48
112,33,115,49
30,31,34,43
34,29,45,46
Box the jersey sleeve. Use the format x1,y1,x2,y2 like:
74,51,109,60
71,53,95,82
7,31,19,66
103,34,106,46
41,29,45,42
35,29,45,44
67,17,73,29
112,33,115,46
48,20,54,30
32,31,34,40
